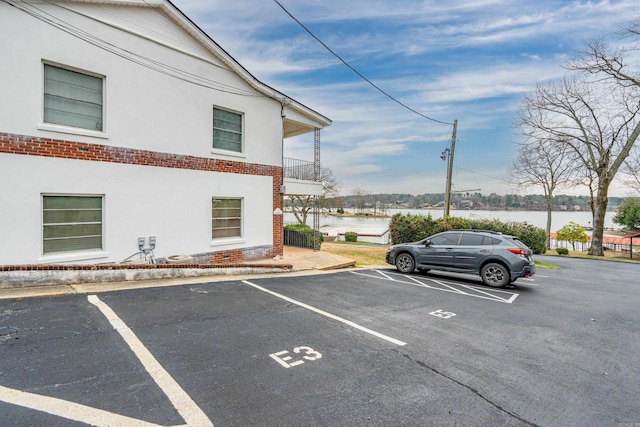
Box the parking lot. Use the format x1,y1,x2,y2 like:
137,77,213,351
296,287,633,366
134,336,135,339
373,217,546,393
1,256,639,426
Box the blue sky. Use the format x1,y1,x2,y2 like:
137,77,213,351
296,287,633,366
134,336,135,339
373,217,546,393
174,0,638,197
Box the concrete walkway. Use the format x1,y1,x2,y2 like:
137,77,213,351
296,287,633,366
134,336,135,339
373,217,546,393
254,246,357,271
0,247,356,300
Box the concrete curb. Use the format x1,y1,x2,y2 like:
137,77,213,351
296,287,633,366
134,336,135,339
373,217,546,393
317,261,357,270
0,265,292,289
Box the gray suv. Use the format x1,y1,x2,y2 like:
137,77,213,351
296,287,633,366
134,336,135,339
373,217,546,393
385,230,535,287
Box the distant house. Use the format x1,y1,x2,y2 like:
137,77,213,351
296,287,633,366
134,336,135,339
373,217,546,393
0,0,330,265
458,200,474,209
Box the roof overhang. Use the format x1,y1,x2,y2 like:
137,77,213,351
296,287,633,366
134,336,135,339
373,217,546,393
158,0,332,130
48,0,331,130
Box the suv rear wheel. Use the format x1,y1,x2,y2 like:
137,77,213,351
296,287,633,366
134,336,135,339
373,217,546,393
395,253,415,274
481,262,509,288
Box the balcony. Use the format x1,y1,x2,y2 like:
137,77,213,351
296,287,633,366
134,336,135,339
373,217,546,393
283,157,322,196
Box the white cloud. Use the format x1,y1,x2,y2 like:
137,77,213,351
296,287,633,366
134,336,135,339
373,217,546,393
172,0,640,198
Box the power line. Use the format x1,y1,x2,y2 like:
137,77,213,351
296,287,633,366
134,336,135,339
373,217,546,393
273,0,453,126
457,167,506,181
2,0,264,98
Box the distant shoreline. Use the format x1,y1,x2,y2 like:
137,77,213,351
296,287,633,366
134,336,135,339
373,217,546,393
325,212,390,218
286,208,621,231
321,206,616,219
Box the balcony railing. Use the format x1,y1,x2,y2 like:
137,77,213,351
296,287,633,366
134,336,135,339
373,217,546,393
283,157,316,182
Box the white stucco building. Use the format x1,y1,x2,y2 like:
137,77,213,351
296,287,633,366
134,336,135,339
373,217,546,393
0,0,330,265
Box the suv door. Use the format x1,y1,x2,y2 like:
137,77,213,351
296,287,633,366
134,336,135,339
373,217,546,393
454,233,496,270
418,232,461,267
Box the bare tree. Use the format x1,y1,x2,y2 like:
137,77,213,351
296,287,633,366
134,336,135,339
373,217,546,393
622,148,640,195
518,76,640,255
352,187,367,213
564,30,640,253
509,138,577,250
568,36,640,89
575,164,598,218
287,167,341,224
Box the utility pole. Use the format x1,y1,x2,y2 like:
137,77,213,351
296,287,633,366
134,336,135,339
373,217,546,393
444,119,457,217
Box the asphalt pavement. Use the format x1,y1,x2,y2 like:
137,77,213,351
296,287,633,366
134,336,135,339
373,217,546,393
1,253,639,426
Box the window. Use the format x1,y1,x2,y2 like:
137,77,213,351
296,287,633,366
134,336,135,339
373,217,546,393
430,232,461,246
483,236,502,245
44,64,104,131
43,195,103,254
212,107,242,153
459,233,485,246
212,198,242,239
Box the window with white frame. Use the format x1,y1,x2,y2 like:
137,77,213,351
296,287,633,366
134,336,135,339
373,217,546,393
44,64,104,131
43,195,103,254
212,198,242,239
212,107,242,153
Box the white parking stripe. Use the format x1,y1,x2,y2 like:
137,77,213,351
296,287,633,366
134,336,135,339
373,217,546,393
405,274,432,288
88,295,213,427
0,385,172,427
430,279,467,294
457,283,510,302
242,280,407,347
376,270,396,281
352,270,520,303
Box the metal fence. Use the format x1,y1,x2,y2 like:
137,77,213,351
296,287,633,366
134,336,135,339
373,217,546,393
283,157,315,181
284,228,321,250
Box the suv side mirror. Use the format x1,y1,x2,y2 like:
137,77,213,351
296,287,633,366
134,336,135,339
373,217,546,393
424,239,431,246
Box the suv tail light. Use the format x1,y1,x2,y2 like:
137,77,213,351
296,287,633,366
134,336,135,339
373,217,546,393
508,248,531,257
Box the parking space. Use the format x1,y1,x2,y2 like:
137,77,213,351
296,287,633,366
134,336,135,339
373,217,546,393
1,260,640,426
353,269,522,303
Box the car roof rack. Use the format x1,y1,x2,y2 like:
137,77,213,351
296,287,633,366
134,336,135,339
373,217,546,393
450,229,502,235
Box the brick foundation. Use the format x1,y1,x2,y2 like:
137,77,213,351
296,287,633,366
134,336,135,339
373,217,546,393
191,245,277,264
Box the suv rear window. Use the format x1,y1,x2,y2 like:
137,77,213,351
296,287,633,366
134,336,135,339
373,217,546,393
484,236,501,245
504,236,528,248
459,233,484,245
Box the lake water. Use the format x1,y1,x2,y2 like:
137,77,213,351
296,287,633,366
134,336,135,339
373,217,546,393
285,208,620,236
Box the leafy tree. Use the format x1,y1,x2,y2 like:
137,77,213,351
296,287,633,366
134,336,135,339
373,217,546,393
556,222,589,250
505,194,520,208
613,198,640,230
487,193,502,207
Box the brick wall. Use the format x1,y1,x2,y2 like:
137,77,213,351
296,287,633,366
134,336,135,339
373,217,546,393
0,132,284,262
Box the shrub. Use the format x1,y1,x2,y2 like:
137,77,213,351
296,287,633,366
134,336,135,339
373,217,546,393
390,213,438,244
502,222,547,255
556,247,569,255
436,216,471,232
344,231,358,242
388,214,547,254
